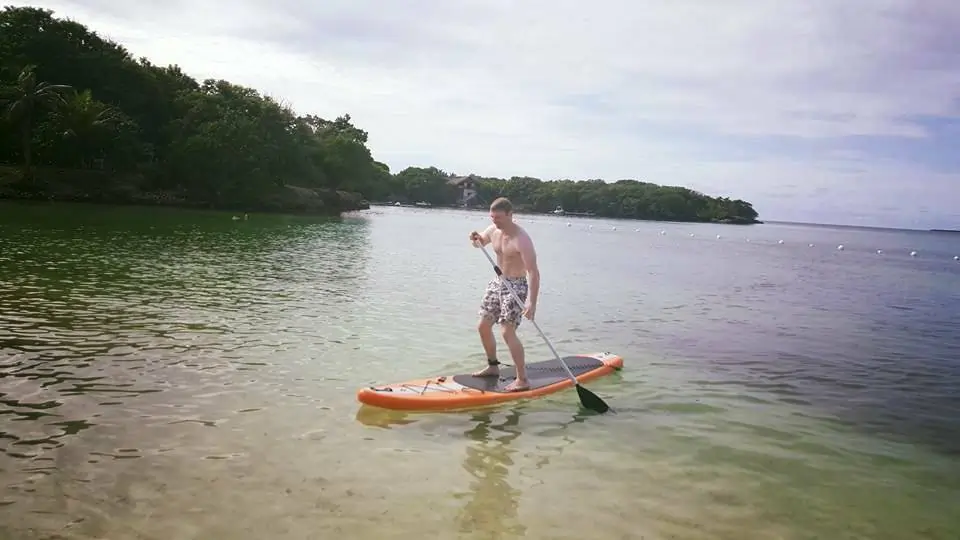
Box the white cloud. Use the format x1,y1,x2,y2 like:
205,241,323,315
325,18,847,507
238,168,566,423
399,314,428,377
10,0,960,228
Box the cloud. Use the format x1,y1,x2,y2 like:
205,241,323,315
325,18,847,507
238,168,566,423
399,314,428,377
10,0,960,228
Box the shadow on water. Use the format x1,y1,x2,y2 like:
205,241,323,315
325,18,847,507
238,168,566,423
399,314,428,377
0,201,374,500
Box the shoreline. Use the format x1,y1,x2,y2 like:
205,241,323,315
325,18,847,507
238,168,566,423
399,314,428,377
0,172,370,218
366,201,764,225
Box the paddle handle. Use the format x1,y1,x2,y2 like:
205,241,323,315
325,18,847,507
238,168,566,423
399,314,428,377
477,244,581,385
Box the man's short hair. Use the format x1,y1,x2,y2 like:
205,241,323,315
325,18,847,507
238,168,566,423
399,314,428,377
490,197,513,213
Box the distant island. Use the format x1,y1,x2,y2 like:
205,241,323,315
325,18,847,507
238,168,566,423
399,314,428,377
0,6,760,225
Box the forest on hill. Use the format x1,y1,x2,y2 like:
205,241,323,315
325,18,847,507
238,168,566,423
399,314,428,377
0,6,759,223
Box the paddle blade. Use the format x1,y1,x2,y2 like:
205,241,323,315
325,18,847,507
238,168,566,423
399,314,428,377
576,384,611,414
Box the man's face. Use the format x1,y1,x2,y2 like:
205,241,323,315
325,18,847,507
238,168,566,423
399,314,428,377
489,209,511,229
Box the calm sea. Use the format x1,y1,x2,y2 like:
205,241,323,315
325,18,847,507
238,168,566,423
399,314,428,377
1,200,958,539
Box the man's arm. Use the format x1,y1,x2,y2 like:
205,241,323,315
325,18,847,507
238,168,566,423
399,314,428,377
478,224,496,246
520,235,539,307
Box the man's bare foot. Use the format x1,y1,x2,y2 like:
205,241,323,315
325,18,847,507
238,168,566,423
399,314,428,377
472,364,500,377
503,379,529,392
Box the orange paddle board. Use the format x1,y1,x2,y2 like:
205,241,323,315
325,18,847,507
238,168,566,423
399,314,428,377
356,352,623,411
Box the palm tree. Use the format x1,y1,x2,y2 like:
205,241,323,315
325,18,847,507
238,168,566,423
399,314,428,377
52,88,125,168
0,64,72,179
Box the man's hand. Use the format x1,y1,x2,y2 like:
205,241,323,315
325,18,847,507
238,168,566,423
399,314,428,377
469,231,482,247
523,300,536,321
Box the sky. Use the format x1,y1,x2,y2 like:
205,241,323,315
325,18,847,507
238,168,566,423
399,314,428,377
12,0,960,229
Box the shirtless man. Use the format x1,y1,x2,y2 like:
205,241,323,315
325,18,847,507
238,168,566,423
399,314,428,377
468,197,540,392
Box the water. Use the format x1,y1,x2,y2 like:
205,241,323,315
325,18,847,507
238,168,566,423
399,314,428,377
1,200,959,539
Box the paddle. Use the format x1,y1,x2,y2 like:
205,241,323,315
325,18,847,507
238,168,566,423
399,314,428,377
476,243,612,414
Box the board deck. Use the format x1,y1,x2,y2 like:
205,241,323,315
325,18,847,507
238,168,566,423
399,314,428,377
356,352,623,411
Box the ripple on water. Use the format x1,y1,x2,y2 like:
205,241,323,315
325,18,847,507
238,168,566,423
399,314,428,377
1,215,368,492
2,205,960,539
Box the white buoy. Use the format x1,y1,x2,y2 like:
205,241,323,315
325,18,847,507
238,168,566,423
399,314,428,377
910,251,917,257
566,222,571,227
717,234,722,239
778,239,784,244
659,230,666,235
877,249,883,254
837,245,844,251
690,233,695,237
809,243,814,247
635,228,640,232
612,226,617,231
954,255,959,261
746,238,750,242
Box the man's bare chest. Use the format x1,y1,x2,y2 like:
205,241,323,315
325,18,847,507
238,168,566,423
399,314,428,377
493,234,521,257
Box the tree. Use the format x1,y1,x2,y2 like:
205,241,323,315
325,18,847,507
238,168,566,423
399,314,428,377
0,6,760,223
0,64,71,179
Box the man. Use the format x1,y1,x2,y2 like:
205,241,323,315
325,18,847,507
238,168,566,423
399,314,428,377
468,197,540,392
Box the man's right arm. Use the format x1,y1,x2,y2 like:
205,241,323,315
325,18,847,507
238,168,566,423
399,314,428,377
474,224,495,246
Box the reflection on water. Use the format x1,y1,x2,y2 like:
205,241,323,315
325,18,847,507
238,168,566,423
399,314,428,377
355,404,594,540
455,410,525,539
452,407,594,540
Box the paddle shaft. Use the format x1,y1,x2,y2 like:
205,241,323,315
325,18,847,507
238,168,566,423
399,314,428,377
477,243,582,386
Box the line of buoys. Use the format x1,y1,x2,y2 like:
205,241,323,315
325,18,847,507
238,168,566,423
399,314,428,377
520,217,959,262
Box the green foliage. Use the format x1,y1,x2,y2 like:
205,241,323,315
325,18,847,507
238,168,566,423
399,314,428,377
471,176,759,223
0,6,760,223
386,170,759,224
0,6,380,212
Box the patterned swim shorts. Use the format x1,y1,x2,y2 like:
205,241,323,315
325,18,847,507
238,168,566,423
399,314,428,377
478,276,528,327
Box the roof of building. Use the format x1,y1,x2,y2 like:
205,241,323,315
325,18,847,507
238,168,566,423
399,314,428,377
447,174,479,186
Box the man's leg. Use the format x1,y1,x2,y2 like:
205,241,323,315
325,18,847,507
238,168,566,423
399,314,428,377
500,277,529,392
473,315,499,377
473,279,501,377
501,322,528,391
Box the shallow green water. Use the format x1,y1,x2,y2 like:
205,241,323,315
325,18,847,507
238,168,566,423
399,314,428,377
1,201,958,539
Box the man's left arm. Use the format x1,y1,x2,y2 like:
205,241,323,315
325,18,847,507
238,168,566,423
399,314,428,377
520,236,539,317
